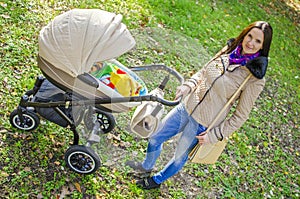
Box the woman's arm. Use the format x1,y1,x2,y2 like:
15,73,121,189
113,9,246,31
175,67,207,99
207,78,265,144
182,67,206,91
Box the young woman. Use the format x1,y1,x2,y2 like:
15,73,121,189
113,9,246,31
126,21,273,189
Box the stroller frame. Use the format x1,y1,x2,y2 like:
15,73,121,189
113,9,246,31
10,8,185,175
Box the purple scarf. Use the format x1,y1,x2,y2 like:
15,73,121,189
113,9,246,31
229,44,260,66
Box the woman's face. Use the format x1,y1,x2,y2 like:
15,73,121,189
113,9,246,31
242,28,264,55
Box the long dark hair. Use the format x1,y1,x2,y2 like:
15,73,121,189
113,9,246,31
220,21,273,57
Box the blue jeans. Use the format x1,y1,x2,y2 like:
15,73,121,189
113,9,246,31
141,103,206,184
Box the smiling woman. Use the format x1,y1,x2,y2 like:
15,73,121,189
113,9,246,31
126,21,274,190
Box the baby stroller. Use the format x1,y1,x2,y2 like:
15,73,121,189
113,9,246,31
9,9,183,174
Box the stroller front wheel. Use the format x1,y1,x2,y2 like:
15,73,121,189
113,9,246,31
65,145,101,174
9,109,40,131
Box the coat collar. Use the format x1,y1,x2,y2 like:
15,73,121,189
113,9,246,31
245,56,268,79
221,55,268,79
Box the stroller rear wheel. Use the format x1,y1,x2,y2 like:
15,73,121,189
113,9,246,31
96,111,116,133
85,111,116,134
65,145,101,174
9,109,40,131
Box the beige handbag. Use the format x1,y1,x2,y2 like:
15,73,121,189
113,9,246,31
130,88,165,138
189,74,252,164
130,76,170,138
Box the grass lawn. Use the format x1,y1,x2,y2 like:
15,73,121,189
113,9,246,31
0,0,299,198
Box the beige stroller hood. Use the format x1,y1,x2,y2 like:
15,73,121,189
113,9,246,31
37,9,139,112
38,9,136,77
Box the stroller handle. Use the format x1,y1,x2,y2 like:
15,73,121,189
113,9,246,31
128,64,184,106
97,94,183,106
128,64,184,85
92,94,183,106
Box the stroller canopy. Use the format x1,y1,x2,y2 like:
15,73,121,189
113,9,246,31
38,9,136,77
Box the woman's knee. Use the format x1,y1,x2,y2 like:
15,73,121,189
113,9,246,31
148,137,162,150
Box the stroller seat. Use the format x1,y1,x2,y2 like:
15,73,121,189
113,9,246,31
38,55,146,113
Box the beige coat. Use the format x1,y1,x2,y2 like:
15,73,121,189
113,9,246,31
183,54,265,144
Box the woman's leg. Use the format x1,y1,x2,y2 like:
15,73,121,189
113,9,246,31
141,103,189,170
152,117,206,184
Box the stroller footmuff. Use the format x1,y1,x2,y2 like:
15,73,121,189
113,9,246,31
9,9,183,174
34,79,71,127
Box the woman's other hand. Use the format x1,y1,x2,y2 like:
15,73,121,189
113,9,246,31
196,133,210,145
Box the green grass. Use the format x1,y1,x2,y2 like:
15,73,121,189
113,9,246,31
0,0,299,198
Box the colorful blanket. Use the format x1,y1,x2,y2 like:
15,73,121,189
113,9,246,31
90,61,147,97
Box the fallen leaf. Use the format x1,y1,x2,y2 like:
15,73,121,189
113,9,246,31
0,129,8,133
1,171,9,177
74,182,81,193
1,14,10,19
37,193,43,199
54,161,60,166
24,167,31,172
48,153,53,159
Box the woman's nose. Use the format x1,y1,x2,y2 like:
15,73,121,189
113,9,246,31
247,39,254,46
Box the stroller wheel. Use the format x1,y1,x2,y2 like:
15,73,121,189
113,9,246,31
65,145,101,174
96,111,116,133
9,109,40,131
85,111,116,134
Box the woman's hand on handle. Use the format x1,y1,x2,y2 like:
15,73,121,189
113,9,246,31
175,85,191,100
